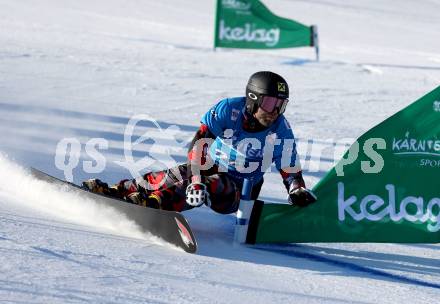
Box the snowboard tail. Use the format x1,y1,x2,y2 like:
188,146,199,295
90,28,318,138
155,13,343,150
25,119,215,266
30,168,197,253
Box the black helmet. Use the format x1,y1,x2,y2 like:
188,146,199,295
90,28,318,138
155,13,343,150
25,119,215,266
245,71,289,114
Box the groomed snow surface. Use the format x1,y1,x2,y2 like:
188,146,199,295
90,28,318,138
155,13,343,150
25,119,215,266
0,0,439,303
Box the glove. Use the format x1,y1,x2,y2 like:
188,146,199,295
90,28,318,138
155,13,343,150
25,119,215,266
288,186,317,207
186,182,210,207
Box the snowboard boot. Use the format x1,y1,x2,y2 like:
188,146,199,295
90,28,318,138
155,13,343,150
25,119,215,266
82,179,111,195
146,191,162,209
127,191,162,209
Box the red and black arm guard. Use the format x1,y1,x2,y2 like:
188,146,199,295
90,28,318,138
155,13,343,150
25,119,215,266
279,168,306,193
187,124,216,182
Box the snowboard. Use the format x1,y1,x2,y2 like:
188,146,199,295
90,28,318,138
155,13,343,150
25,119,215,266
30,168,197,253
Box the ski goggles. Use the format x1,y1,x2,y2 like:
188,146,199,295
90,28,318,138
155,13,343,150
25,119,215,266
259,96,289,114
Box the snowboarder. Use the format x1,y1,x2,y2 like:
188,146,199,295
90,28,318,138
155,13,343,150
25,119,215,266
83,71,316,213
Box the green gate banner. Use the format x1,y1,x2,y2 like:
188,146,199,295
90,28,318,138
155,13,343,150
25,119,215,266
214,0,316,50
248,86,440,244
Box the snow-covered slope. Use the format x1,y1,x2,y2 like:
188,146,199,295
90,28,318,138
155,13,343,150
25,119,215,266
0,0,439,302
